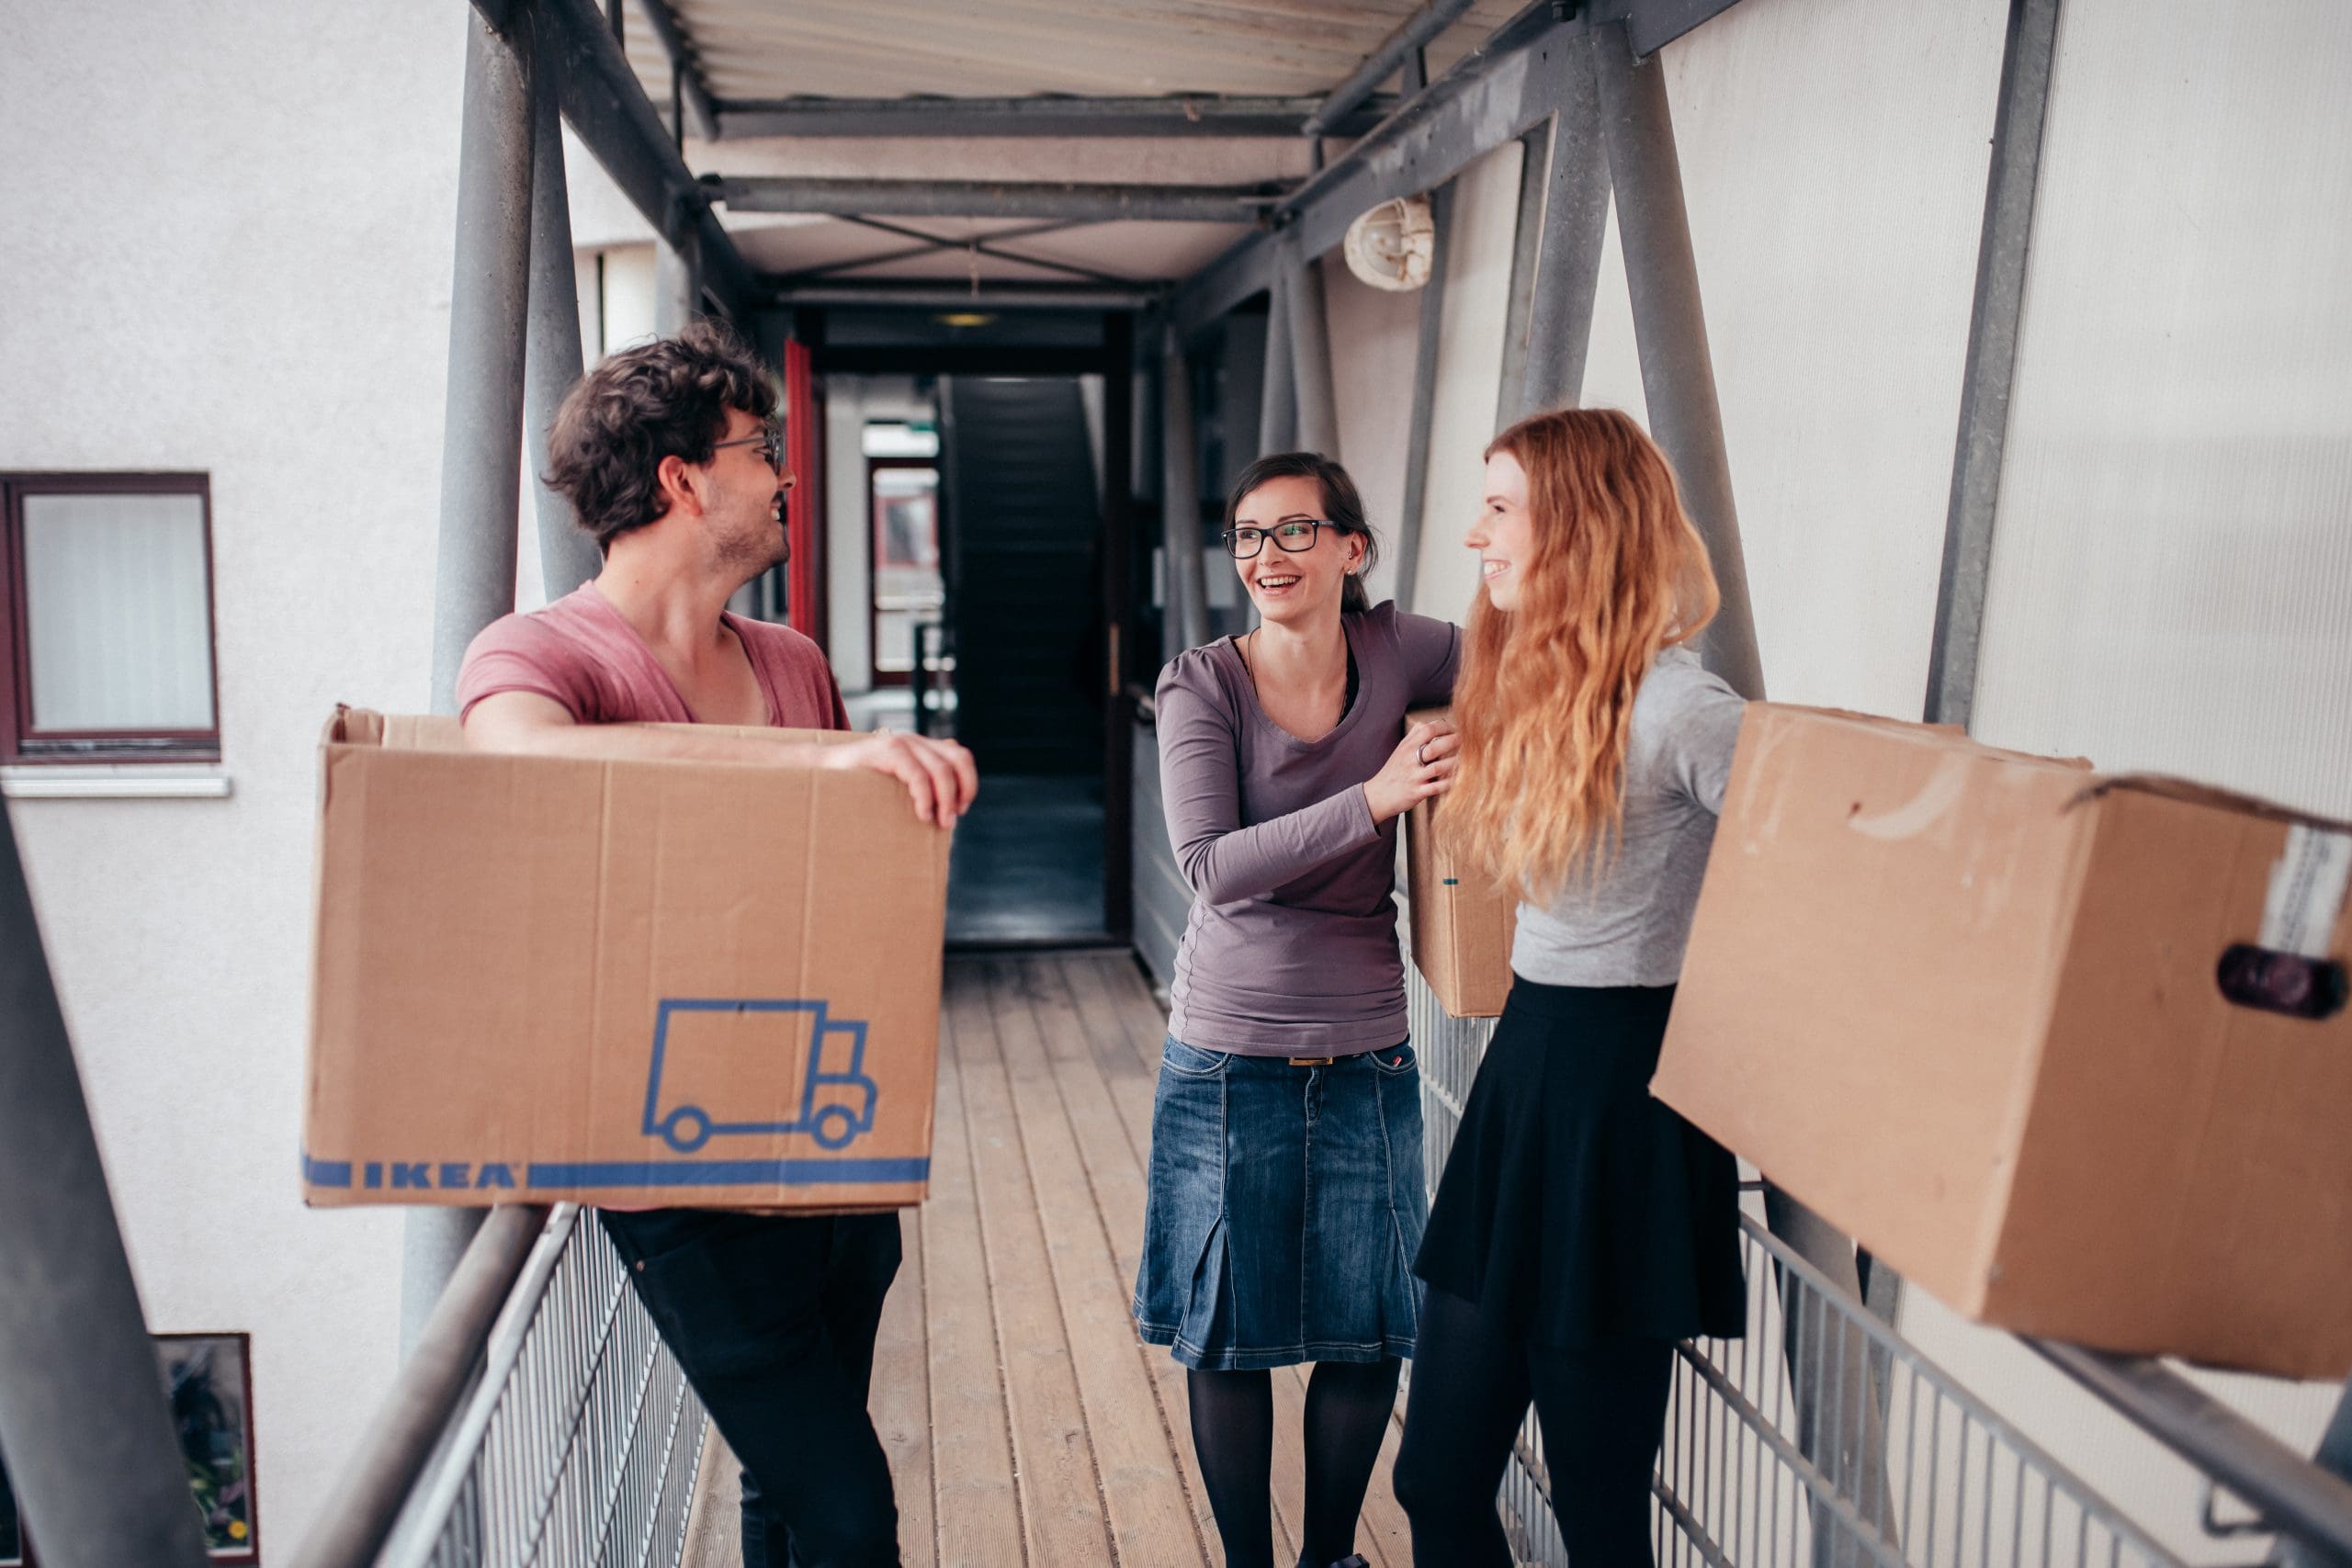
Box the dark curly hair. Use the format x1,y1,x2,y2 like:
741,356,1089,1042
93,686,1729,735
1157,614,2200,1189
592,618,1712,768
1223,451,1382,614
545,321,779,549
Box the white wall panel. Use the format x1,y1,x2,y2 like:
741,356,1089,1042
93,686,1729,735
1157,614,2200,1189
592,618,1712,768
1970,0,2352,819
1411,141,1526,625
1585,0,2007,716
1324,254,1421,610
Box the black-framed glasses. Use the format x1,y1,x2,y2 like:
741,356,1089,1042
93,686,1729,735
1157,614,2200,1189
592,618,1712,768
1222,519,1332,558
712,426,786,470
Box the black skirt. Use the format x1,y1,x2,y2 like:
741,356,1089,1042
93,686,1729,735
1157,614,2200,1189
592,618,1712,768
1414,977,1746,1348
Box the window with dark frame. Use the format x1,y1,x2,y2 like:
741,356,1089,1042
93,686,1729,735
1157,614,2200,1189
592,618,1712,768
0,474,221,764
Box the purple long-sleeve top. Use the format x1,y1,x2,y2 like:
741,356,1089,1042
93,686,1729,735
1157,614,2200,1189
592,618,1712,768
1159,602,1461,1055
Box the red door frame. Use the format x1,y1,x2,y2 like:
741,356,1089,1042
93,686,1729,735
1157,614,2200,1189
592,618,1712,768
783,336,824,646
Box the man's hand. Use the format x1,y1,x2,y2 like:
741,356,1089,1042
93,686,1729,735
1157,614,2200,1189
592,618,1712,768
825,729,978,827
465,693,978,825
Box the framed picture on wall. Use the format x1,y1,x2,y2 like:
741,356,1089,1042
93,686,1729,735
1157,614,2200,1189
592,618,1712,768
0,1333,258,1565
162,1333,259,1562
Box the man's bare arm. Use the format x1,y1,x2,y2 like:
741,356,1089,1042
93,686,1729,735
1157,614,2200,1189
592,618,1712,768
463,690,978,824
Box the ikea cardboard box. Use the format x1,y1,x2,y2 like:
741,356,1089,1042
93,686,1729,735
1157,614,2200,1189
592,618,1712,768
302,709,949,1212
1654,704,2352,1378
1403,707,1517,1019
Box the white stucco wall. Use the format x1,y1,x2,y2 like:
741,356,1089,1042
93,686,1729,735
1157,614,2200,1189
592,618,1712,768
0,3,469,1552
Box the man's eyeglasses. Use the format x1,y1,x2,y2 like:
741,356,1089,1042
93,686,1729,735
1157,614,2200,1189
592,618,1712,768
712,426,786,471
1222,520,1333,558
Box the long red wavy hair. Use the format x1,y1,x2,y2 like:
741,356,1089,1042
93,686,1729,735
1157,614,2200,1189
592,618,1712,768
1448,409,1721,901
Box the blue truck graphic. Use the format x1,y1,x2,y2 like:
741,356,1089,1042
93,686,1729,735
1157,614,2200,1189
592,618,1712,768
641,998,879,1154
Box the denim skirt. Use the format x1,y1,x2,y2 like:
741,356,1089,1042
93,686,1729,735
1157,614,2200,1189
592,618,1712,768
1132,1037,1427,1371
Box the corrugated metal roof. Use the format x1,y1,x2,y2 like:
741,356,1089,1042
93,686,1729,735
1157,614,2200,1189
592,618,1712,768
627,0,1522,102
606,0,1525,285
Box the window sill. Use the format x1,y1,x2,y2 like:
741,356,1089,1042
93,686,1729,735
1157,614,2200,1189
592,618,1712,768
1,764,233,799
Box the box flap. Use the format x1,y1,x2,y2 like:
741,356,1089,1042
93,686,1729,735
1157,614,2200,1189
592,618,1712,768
2079,773,2352,836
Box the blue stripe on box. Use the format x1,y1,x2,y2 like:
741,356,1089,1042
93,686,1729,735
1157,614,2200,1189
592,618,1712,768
526,1157,931,1188
303,1151,354,1188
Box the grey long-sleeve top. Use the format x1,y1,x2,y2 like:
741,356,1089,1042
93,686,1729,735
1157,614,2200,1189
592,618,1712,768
1510,647,1748,987
1158,602,1461,1054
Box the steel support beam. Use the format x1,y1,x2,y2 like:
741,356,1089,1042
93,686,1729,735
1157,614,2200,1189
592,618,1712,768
1161,331,1211,658
1303,0,1478,138
527,0,755,321
767,281,1161,311
526,18,603,600
1493,127,1553,432
2277,1383,2352,1568
1762,1190,1902,1568
432,2,537,714
1513,71,1610,421
0,823,205,1568
416,0,541,1344
1173,0,1757,341
1589,20,1761,701
1256,265,1296,456
654,223,700,333
635,0,718,141
1393,182,1453,613
1283,234,1340,457
832,213,1138,288
1175,1,1568,337
1924,0,2060,729
1101,311,1138,943
1590,0,1750,57
811,344,1116,377
2030,1343,2352,1564
718,94,1397,141
714,175,1286,225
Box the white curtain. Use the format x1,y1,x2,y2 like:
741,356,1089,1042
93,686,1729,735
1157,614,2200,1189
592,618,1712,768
22,491,215,733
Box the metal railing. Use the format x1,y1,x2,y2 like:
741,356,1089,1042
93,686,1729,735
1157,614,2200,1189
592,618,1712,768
295,1206,707,1568
1406,964,2352,1568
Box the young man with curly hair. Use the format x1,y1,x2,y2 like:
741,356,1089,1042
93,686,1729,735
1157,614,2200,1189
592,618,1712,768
459,321,971,1567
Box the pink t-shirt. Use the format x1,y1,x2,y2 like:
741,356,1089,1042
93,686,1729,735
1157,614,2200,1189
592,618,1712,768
457,584,846,731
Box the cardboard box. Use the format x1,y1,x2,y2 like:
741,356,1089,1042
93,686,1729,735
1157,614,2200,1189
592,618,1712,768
302,710,949,1212
1403,707,1517,1019
1654,705,2352,1378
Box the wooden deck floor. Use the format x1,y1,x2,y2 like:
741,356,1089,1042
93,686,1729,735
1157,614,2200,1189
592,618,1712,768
686,952,1414,1568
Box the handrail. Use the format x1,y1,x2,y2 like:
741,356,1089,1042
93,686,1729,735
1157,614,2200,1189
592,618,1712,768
377,1204,584,1565
287,1204,549,1568
2028,1340,2352,1562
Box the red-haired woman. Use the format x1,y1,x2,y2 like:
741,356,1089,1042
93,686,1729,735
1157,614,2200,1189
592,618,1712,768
1392,409,1747,1566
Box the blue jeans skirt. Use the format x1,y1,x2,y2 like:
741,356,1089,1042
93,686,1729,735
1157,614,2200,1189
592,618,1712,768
1133,1036,1427,1371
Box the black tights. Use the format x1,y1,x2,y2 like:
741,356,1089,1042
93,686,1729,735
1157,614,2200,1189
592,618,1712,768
1186,1359,1402,1568
1393,1288,1673,1567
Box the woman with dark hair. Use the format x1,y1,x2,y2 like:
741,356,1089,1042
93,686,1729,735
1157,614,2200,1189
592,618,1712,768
1134,452,1461,1568
1391,408,1747,1566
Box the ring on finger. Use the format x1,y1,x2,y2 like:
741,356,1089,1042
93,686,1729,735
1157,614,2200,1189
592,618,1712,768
1416,742,1429,766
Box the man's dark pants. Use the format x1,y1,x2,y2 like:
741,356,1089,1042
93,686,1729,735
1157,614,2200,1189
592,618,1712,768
599,1207,903,1568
